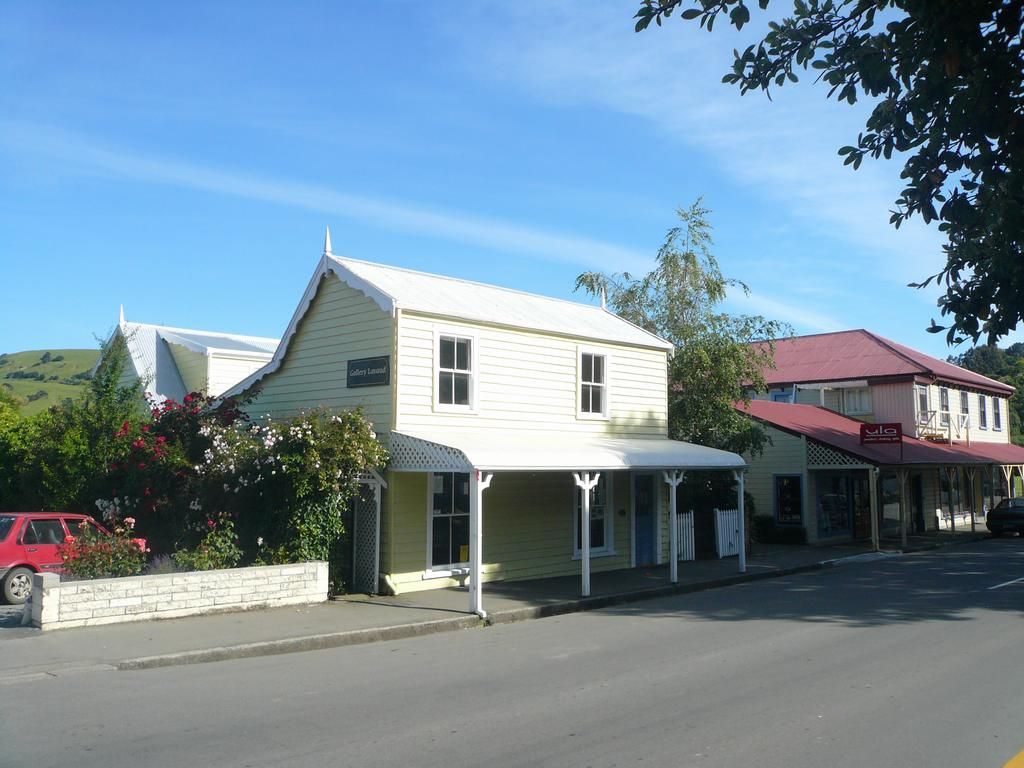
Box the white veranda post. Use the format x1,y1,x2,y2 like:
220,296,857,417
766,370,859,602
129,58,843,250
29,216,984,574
734,469,747,573
469,470,494,618
662,470,685,583
573,472,600,598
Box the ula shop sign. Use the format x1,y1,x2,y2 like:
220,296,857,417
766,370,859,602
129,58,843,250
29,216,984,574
347,356,390,388
860,422,902,445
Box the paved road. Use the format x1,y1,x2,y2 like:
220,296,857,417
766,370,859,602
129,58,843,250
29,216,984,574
2,540,1023,768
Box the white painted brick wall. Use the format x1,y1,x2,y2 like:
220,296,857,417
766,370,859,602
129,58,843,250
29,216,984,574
31,562,328,630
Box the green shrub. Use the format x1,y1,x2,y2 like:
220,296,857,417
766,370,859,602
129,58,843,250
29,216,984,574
172,516,243,571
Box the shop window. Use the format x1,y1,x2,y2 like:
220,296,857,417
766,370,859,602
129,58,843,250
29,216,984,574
574,474,612,555
774,475,802,525
817,475,852,537
429,472,470,570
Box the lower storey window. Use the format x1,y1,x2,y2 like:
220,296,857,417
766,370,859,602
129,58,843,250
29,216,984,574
431,472,470,569
575,474,611,554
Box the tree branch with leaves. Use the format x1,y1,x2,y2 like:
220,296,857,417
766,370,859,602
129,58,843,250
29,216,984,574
576,199,789,455
636,0,1024,345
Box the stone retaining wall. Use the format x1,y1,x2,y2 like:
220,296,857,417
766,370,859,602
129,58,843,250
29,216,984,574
30,562,328,630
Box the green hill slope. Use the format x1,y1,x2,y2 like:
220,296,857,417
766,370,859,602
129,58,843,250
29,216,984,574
0,349,100,416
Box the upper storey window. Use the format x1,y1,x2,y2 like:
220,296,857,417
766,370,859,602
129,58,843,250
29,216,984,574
579,350,608,418
437,334,474,408
842,387,871,416
994,398,1003,431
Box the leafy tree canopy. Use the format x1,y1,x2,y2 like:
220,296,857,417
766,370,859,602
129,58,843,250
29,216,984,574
635,0,1024,346
576,199,789,456
948,342,1024,444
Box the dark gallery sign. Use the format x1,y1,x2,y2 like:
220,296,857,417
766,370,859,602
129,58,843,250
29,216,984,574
347,356,390,388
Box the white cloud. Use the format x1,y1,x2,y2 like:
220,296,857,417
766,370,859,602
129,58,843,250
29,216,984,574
730,289,847,334
0,121,650,275
448,1,945,283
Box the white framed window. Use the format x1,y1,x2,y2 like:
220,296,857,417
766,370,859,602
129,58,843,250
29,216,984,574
994,398,1003,431
916,385,929,418
939,387,950,427
578,348,609,419
573,473,614,557
979,394,989,429
960,391,969,415
427,472,470,572
434,331,476,411
842,387,872,415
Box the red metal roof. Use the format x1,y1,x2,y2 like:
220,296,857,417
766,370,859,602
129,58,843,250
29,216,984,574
738,400,1024,466
759,330,1013,395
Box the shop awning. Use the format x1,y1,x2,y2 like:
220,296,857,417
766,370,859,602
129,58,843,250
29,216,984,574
388,430,746,473
738,400,1024,466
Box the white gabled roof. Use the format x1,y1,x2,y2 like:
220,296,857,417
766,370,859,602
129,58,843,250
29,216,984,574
389,430,746,472
329,255,673,351
115,318,279,403
223,250,672,401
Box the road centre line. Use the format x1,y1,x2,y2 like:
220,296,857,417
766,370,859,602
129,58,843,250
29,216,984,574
1003,746,1024,768
988,576,1024,590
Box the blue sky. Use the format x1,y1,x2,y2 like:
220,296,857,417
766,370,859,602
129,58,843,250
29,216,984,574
0,1,991,359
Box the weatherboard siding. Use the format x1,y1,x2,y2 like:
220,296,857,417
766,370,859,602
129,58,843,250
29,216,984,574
207,355,272,398
920,382,1009,444
244,274,393,426
868,382,914,430
384,470,632,594
394,311,669,437
744,426,805,529
166,343,207,395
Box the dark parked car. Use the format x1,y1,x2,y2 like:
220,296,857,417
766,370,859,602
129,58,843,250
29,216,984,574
986,498,1024,537
0,512,107,604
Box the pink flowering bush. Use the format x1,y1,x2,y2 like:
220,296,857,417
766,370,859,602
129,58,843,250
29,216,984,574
59,517,148,579
97,392,386,576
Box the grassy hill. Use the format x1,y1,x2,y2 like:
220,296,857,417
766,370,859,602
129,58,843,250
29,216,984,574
0,349,100,416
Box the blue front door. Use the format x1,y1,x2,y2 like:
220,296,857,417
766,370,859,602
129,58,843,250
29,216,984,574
634,473,656,566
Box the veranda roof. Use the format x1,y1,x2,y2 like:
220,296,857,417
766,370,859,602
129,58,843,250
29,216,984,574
739,400,1024,466
388,430,746,473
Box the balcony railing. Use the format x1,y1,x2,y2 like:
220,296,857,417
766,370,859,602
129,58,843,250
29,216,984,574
916,409,970,443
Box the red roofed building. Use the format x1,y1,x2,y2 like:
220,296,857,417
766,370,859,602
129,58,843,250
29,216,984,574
756,329,1012,445
737,331,1024,547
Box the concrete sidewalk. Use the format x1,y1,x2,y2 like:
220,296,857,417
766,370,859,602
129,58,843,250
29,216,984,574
0,530,987,682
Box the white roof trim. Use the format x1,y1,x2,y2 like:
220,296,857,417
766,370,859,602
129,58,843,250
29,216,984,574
389,430,746,473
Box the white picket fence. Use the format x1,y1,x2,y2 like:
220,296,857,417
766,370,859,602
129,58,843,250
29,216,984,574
676,511,695,561
714,508,741,559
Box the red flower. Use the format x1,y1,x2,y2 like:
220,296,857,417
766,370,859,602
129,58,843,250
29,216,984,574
115,420,131,438
141,425,151,433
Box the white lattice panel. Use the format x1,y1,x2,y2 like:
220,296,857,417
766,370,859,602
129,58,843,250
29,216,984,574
389,432,474,472
807,441,870,468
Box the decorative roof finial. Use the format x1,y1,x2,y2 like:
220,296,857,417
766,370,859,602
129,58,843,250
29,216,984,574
119,304,126,325
323,226,333,256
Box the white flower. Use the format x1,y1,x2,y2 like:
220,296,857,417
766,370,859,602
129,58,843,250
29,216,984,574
256,536,264,546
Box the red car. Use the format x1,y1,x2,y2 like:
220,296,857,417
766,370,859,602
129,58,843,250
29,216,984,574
0,512,108,604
